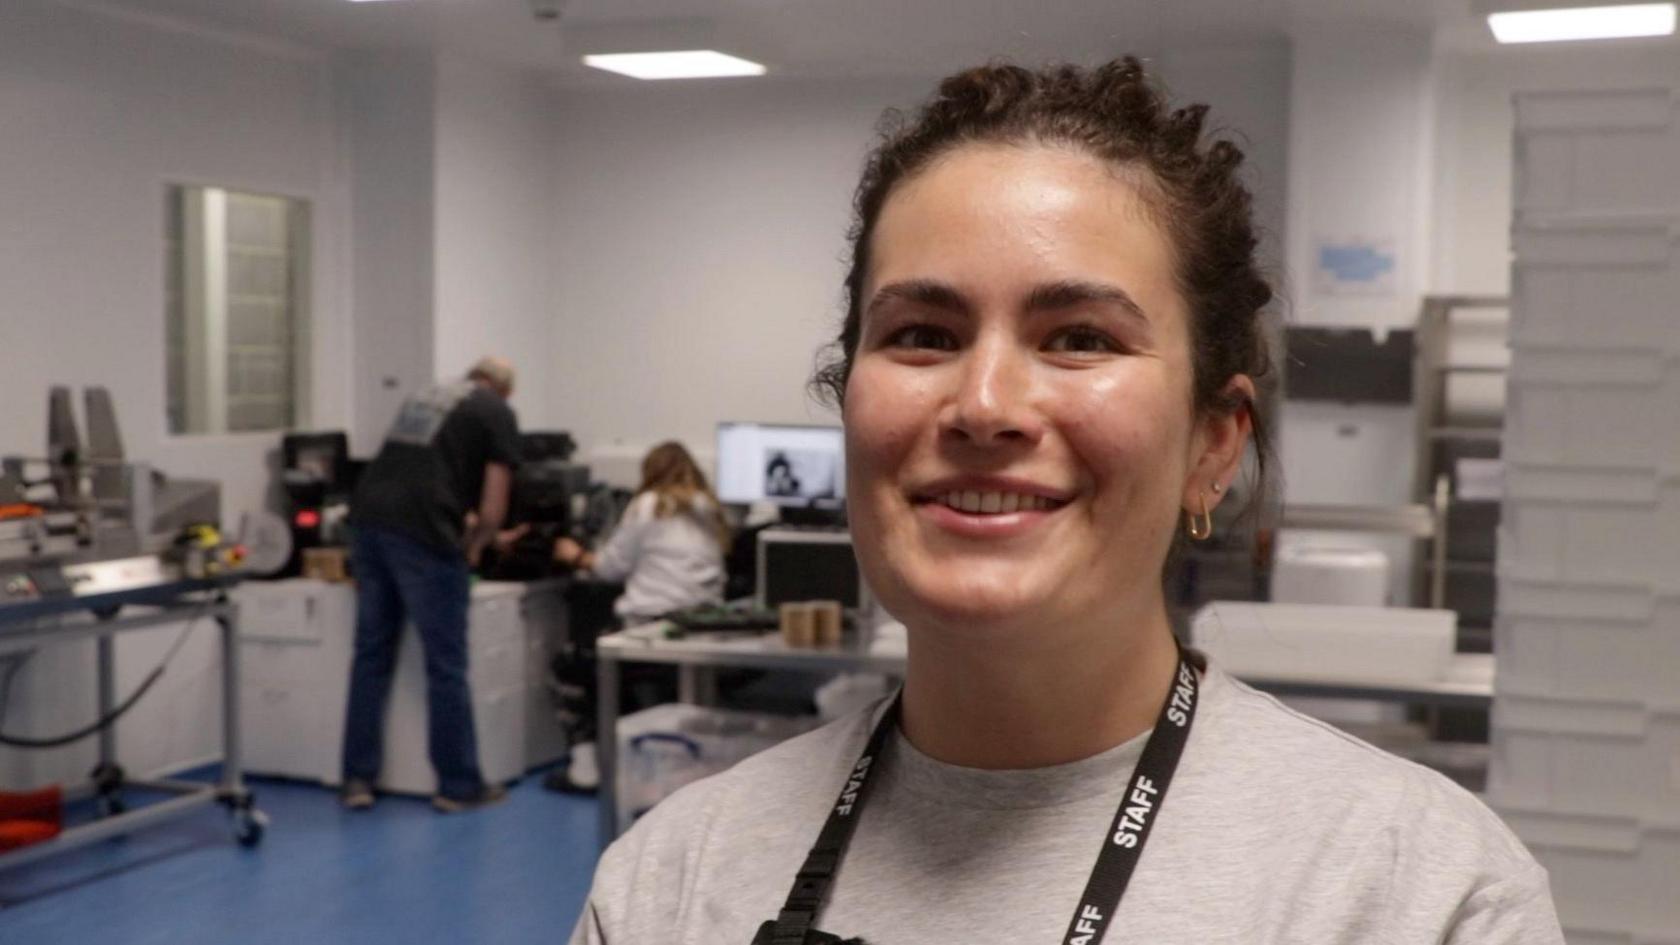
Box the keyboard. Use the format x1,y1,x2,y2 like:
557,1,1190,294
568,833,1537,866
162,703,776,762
660,605,781,633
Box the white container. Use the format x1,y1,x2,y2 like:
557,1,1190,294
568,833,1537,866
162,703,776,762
1503,370,1680,472
1501,813,1680,943
1498,482,1680,593
615,703,819,833
1509,219,1680,355
1190,602,1454,687
1270,545,1390,606
1491,701,1680,827
1492,804,1680,943
1498,575,1658,623
1496,606,1680,713
1515,88,1680,217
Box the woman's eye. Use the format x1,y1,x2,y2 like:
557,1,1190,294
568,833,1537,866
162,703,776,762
885,324,958,351
1044,325,1122,355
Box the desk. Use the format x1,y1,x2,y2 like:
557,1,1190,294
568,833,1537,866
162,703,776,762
0,583,263,870
594,626,1496,847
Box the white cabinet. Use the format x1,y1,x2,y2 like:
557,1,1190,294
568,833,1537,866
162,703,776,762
235,580,356,786
521,583,570,769
234,578,570,793
377,582,529,796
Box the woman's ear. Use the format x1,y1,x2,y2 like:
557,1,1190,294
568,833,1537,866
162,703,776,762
1183,375,1255,512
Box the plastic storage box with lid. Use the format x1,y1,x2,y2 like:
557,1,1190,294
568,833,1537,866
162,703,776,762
613,703,820,834
1269,544,1391,606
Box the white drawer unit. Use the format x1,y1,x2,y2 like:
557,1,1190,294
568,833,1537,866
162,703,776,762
234,581,355,783
239,673,342,785
520,582,570,770
377,581,530,796
236,578,355,645
233,578,563,791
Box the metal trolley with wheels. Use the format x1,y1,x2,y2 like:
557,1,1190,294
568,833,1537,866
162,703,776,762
0,571,267,869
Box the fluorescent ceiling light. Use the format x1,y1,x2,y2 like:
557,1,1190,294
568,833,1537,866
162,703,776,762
1488,3,1676,43
582,50,766,80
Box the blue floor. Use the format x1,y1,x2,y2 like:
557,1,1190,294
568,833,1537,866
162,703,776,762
0,770,600,944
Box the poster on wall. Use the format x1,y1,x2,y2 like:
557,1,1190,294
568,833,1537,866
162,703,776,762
1313,237,1398,297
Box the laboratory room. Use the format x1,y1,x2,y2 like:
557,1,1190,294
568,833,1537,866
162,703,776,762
2,0,1678,941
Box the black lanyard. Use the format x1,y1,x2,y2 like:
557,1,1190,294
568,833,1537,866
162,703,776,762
758,646,1201,945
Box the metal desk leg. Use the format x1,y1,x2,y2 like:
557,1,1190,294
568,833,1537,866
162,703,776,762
219,604,244,798
597,653,621,851
677,666,718,706
96,635,116,767
218,602,265,846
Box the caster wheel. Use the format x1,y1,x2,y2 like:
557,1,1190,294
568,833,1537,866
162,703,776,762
96,795,127,818
233,808,269,847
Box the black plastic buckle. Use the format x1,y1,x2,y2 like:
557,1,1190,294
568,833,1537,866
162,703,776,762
750,920,862,945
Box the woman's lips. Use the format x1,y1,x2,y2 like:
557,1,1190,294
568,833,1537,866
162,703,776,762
913,495,1065,538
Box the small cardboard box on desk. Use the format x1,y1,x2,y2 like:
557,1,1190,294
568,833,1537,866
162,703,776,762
778,600,843,648
300,547,349,583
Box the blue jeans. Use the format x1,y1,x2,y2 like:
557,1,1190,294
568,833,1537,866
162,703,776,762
341,525,484,799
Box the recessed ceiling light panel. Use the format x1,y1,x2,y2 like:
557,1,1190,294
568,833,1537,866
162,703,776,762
1488,3,1677,43
582,50,767,80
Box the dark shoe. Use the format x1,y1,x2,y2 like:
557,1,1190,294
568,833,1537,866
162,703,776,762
431,783,508,814
542,769,596,795
341,779,376,811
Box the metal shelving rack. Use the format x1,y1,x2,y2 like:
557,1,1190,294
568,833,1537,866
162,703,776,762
1411,295,1510,652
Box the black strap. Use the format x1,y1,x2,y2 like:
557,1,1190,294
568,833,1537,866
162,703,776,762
765,645,1200,945
769,694,901,945
1058,651,1199,945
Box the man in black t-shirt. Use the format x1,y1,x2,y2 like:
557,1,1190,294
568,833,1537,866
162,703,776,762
340,356,521,812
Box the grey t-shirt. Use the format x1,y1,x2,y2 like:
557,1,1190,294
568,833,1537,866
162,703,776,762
572,662,1564,944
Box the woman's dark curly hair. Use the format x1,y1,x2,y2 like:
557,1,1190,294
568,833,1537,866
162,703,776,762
811,57,1275,514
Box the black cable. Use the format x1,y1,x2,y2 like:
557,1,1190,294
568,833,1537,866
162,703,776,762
0,649,36,731
0,607,203,750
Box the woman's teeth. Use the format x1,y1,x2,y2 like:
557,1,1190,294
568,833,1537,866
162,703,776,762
940,491,1056,514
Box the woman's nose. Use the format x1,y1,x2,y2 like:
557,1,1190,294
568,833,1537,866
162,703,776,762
938,336,1043,448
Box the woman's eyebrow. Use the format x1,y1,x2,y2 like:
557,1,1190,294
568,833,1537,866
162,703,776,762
866,278,1148,325
866,279,972,319
1026,279,1148,323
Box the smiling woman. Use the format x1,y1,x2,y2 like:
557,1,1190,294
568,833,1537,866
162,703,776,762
569,58,1565,945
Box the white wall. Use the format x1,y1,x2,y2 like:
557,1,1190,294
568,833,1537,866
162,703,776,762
548,76,910,467
433,55,558,430
1276,24,1440,604
1156,43,1292,284
342,50,436,454
548,52,1292,478
0,1,351,786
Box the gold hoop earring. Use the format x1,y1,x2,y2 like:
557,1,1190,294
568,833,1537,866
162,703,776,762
1186,494,1213,541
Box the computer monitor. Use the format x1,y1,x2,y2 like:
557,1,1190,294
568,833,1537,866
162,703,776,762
716,423,845,507
282,431,351,492
756,529,865,610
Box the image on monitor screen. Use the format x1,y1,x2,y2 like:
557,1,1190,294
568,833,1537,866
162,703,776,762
717,423,844,506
